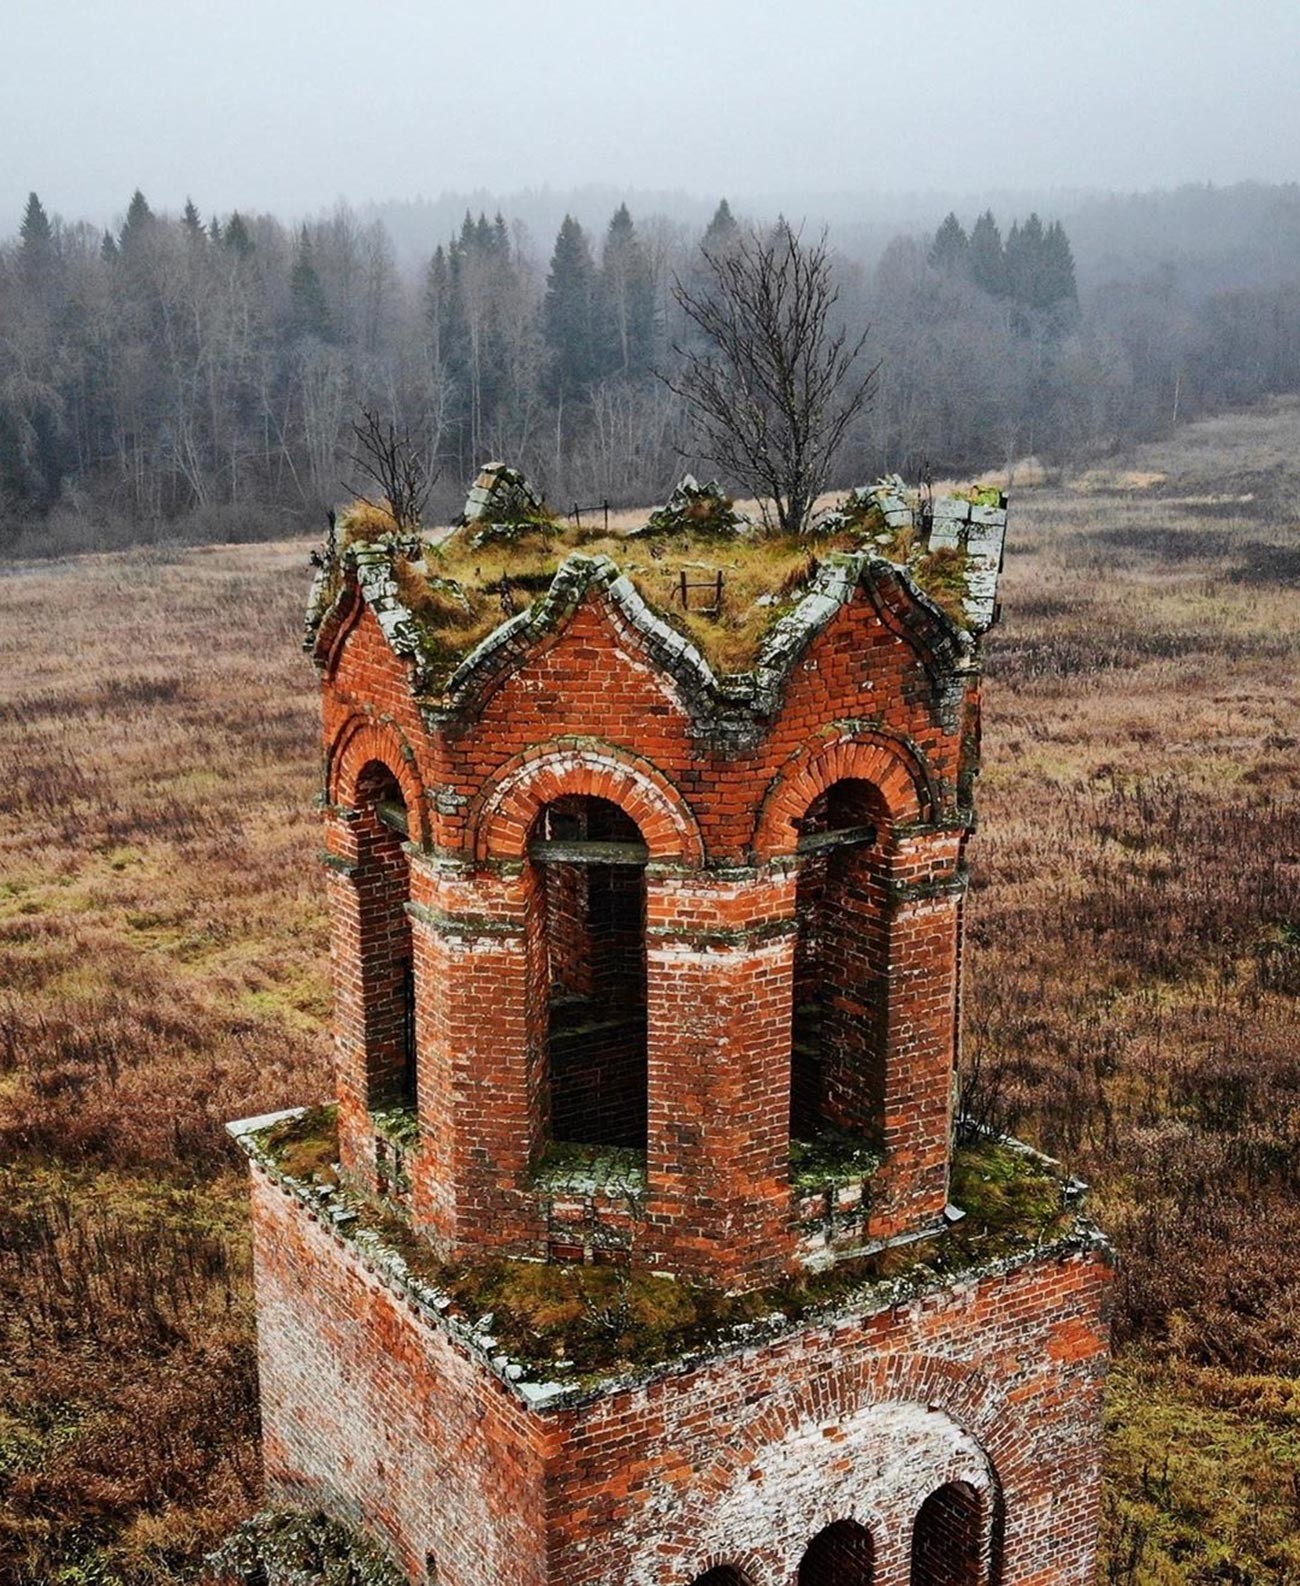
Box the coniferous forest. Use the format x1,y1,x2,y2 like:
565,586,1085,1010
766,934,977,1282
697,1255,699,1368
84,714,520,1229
4,183,1300,551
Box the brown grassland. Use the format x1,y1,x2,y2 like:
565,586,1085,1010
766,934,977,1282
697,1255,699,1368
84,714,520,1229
1,400,1299,1584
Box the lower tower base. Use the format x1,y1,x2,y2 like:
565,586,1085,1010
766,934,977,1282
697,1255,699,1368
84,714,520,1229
237,1119,1110,1586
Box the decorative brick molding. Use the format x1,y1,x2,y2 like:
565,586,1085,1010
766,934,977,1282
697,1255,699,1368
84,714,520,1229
753,726,938,857
327,714,429,847
472,740,705,865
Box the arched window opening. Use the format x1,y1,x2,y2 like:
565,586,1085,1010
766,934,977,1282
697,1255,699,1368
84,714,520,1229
531,795,649,1151
797,1519,875,1586
792,778,890,1146
911,1482,983,1586
688,1569,751,1586
354,762,417,1111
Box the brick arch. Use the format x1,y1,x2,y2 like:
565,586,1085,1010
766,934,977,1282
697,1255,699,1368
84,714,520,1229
753,730,935,858
694,1351,1009,1503
473,743,705,865
679,1557,763,1586
327,717,430,847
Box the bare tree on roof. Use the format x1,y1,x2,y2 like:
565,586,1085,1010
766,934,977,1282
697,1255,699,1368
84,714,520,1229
346,407,435,531
666,221,877,535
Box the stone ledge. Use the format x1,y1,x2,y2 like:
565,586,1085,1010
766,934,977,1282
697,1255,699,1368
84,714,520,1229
230,1108,1109,1414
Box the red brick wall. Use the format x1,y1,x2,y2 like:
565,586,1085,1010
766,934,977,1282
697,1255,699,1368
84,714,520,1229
249,1163,1109,1586
317,583,976,1281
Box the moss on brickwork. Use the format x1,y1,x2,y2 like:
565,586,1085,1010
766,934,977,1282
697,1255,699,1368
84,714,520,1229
313,479,994,687
252,1110,1090,1383
206,1505,405,1586
262,1105,339,1185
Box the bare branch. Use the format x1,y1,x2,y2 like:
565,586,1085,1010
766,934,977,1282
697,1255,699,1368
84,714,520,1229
662,222,878,534
345,407,436,532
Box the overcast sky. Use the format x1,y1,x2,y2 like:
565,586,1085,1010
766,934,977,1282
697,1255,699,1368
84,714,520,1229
4,0,1299,228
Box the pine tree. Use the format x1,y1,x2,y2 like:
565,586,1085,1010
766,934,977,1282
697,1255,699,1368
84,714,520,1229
543,214,601,398
20,192,53,250
600,204,655,376
703,198,739,253
208,215,223,244
100,229,119,262
289,228,333,342
224,212,254,256
967,210,1006,297
928,212,968,275
119,189,154,250
181,198,204,241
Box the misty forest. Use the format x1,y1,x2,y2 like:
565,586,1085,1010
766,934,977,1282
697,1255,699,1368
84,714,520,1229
4,181,1300,550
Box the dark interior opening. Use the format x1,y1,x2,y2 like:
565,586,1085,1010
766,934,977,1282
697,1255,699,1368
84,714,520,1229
797,1519,875,1586
792,778,887,1142
688,1571,751,1586
355,763,416,1110
534,795,648,1150
911,1482,983,1586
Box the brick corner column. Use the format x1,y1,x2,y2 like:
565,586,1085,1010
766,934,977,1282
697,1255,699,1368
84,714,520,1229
644,866,798,1287
870,829,968,1240
321,804,381,1192
406,855,548,1260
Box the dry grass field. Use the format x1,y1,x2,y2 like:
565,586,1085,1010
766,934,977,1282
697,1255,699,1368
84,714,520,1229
2,401,1299,1584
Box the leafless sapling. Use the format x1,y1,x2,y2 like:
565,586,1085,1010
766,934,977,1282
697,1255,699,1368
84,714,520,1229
666,222,878,535
346,407,435,532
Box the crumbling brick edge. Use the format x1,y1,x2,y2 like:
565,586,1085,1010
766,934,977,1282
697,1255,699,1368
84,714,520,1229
227,1110,1113,1415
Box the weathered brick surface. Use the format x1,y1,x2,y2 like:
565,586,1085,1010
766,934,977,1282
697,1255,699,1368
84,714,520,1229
241,534,1107,1582
250,1162,1108,1586
316,564,981,1277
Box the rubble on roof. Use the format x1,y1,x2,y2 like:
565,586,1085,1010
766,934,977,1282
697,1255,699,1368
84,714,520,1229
463,462,544,524
635,474,752,538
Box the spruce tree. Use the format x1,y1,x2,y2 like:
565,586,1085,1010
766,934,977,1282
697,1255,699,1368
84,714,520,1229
928,212,968,275
967,210,1006,297
1005,213,1048,307
1042,221,1079,311
224,212,254,256
600,204,655,376
20,192,53,250
543,214,600,398
119,189,154,250
181,198,204,241
703,198,739,253
289,228,333,342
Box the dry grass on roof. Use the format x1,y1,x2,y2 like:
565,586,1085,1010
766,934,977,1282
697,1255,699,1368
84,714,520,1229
337,499,968,684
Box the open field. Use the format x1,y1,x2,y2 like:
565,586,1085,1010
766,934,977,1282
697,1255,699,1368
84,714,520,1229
1,401,1299,1583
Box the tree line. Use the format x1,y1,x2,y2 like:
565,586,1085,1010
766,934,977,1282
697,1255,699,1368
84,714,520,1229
2,186,1298,553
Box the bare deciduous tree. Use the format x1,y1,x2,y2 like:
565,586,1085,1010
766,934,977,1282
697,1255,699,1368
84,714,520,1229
667,222,878,534
346,407,434,530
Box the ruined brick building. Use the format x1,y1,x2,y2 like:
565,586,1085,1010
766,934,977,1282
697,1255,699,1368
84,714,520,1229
231,473,1110,1585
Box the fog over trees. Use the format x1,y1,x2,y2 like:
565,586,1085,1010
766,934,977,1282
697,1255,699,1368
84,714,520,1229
2,182,1299,553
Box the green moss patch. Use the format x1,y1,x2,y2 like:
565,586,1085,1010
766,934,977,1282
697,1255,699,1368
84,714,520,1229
249,1118,1084,1382
261,1104,339,1185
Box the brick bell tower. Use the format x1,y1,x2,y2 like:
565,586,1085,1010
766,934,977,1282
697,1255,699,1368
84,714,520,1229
231,475,1109,1586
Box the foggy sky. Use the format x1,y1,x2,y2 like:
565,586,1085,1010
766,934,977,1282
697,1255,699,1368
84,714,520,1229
4,0,1299,229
